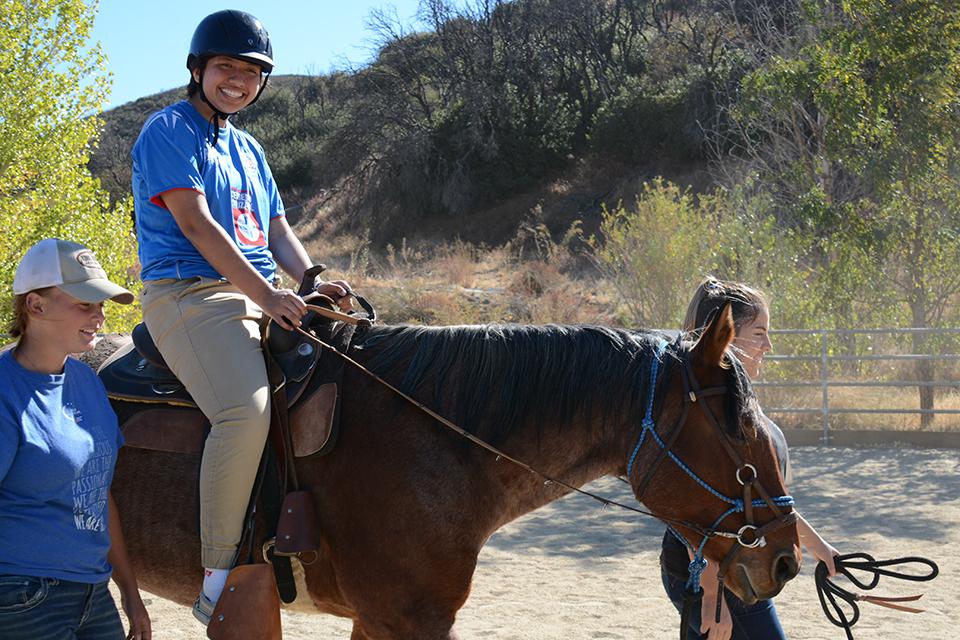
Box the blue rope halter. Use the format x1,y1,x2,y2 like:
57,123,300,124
626,338,796,595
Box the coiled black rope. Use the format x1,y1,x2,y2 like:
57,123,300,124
816,552,939,639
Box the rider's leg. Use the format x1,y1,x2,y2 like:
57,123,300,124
142,278,271,583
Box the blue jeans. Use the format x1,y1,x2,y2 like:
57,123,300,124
662,567,787,640
0,576,124,640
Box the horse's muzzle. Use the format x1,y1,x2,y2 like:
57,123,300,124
774,549,801,589
732,546,802,603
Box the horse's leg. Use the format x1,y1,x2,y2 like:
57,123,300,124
328,539,468,640
349,623,369,640
314,452,476,639
350,618,461,640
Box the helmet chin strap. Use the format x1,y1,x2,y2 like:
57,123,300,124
197,70,236,147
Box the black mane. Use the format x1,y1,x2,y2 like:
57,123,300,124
353,324,683,445
727,350,761,439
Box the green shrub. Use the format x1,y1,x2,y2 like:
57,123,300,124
590,74,709,165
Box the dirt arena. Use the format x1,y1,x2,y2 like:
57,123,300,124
118,446,958,638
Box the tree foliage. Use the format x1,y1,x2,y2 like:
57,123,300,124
1,0,140,334
711,0,960,424
591,178,809,330
92,0,750,233
728,0,960,326
591,180,716,328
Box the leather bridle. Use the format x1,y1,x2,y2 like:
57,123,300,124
626,340,798,624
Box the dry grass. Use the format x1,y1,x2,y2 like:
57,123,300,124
758,385,960,432
756,332,960,432
303,229,619,327
301,229,959,433
431,241,479,289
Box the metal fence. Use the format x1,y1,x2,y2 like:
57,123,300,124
755,327,960,444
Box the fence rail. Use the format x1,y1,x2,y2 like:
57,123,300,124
755,327,960,443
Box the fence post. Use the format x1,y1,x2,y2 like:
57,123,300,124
820,332,830,445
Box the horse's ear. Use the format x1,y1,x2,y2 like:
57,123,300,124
691,303,735,368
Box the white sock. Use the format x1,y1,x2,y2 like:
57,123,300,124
202,568,229,603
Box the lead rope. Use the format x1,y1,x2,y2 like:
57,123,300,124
816,553,938,639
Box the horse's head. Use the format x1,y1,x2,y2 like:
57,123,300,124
629,304,801,603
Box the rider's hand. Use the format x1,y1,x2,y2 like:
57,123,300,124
258,287,307,330
316,279,354,312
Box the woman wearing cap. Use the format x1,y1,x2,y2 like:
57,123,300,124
659,277,839,640
130,9,350,624
0,239,151,640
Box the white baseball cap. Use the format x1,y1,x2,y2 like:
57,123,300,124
13,239,134,304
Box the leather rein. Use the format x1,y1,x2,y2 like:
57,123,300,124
291,321,798,636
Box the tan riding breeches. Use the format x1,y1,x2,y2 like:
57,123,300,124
141,277,270,570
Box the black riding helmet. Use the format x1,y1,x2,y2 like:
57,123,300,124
187,9,273,129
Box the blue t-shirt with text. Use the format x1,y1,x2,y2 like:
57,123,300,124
131,100,285,281
0,350,124,583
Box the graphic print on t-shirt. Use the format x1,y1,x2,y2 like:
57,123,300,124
232,187,266,247
67,405,111,532
240,149,260,174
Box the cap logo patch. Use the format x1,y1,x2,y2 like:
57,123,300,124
76,251,102,269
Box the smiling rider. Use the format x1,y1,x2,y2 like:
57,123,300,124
130,9,350,627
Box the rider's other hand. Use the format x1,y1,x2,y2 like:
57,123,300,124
316,280,354,312
261,288,306,330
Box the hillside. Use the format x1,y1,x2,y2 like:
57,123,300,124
90,82,709,252
86,0,960,337
79,0,960,429
89,0,733,249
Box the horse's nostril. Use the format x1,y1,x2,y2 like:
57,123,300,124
775,552,800,585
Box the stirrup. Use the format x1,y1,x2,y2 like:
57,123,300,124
192,591,216,626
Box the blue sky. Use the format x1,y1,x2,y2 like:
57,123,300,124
93,1,426,108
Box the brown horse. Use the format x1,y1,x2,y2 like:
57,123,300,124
95,307,800,639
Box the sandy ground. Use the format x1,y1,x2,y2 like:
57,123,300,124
115,446,959,639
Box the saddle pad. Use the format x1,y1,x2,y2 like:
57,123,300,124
121,407,209,454
113,384,338,457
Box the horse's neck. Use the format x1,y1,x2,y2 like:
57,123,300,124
484,418,628,528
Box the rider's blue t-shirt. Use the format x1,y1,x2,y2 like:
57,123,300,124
131,100,285,281
0,349,124,583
